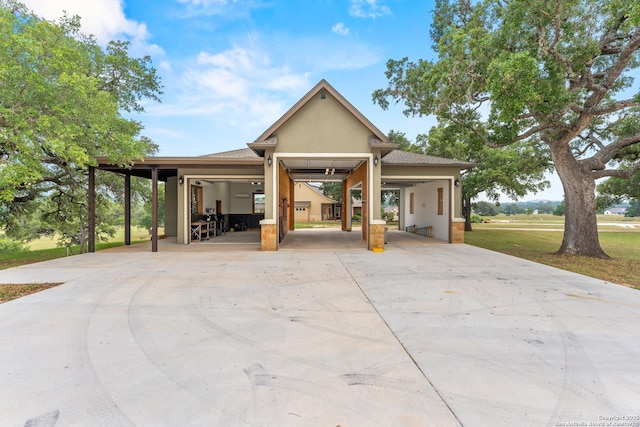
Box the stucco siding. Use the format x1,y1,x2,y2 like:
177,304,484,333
403,181,450,241
165,177,177,237
275,94,372,153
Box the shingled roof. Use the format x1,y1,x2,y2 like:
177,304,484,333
199,148,260,159
382,150,475,168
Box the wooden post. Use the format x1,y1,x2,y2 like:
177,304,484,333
88,166,96,253
124,174,131,246
289,176,295,231
151,166,158,252
341,179,348,231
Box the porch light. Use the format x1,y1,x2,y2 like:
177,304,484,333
267,155,272,167
454,178,460,187
179,175,184,185
373,155,379,166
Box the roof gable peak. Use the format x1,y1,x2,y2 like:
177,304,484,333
252,79,390,144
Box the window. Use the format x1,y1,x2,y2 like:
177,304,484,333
410,192,415,214
191,185,202,215
437,187,444,215
253,193,265,214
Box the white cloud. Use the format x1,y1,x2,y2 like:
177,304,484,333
21,0,159,55
332,22,350,36
349,0,392,19
150,43,310,133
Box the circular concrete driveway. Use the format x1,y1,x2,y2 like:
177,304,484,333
0,244,638,426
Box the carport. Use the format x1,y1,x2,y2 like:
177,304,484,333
91,80,472,253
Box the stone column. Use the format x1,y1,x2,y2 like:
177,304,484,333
369,220,386,251
260,219,278,251
451,218,466,243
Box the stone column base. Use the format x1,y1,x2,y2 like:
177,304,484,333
451,219,465,243
369,223,386,250
260,223,278,251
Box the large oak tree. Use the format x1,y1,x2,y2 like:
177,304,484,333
373,0,640,258
0,1,162,250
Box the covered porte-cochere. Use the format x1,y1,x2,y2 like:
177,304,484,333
91,80,473,252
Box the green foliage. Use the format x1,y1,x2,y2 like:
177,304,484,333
554,201,566,216
470,214,483,223
0,1,162,250
597,174,640,210
137,183,165,233
415,114,551,227
472,201,500,216
387,130,421,153
626,200,640,217
0,238,26,253
320,182,342,202
501,203,524,216
374,0,640,257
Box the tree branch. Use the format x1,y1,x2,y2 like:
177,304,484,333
585,29,640,109
587,99,639,116
592,162,640,179
583,131,640,170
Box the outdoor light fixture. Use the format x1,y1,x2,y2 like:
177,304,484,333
267,155,272,167
373,155,379,166
454,178,461,187
179,175,184,185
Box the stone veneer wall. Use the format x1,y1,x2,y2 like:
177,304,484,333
261,223,278,251
451,221,465,243
369,224,385,250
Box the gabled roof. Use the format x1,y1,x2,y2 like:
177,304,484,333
199,148,260,159
302,182,336,203
251,79,393,146
382,150,475,168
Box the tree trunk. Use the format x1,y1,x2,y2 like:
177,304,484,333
550,142,610,259
462,195,473,232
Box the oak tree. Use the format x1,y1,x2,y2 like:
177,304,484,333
0,1,162,249
373,0,640,258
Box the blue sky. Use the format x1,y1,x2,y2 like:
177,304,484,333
22,0,564,201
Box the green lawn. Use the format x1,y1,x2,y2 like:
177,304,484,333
0,240,148,271
465,229,640,289
27,227,151,250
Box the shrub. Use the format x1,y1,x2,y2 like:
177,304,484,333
470,215,483,223
0,239,27,253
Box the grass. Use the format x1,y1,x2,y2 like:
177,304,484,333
27,227,151,250
294,221,342,229
465,229,640,289
0,240,148,271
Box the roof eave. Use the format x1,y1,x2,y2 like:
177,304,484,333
381,162,477,169
95,156,265,169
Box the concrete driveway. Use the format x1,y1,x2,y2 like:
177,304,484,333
0,243,639,426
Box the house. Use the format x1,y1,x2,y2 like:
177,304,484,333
604,207,627,215
294,183,340,222
93,80,474,252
